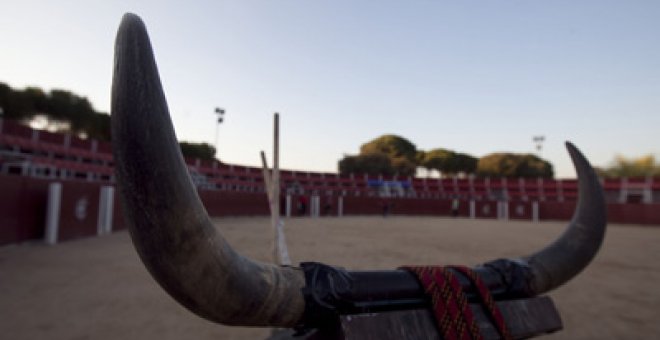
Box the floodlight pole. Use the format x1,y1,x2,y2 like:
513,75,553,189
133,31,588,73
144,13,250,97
533,135,545,155
214,107,225,158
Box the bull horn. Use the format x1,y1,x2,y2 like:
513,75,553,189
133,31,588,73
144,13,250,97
111,13,305,327
111,12,607,329
519,142,607,294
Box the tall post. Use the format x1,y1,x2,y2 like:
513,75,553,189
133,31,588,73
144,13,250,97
45,182,62,245
273,113,284,263
286,194,292,217
97,186,115,235
260,113,290,266
261,151,272,191
532,201,540,222
273,113,280,229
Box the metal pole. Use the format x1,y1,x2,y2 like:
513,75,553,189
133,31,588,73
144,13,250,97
274,113,280,223
214,121,219,157
214,107,225,158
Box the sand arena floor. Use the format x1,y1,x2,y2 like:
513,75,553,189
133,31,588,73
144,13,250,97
1,216,659,339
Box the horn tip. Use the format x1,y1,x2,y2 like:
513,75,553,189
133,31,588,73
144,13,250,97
117,13,148,42
120,12,143,26
564,141,589,172
564,141,578,155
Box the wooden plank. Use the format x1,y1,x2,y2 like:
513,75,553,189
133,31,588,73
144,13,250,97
340,296,562,340
260,113,290,266
268,296,562,340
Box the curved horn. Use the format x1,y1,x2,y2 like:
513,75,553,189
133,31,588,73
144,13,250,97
520,141,607,294
111,13,305,327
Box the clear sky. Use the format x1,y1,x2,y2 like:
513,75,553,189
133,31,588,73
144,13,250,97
2,1,659,178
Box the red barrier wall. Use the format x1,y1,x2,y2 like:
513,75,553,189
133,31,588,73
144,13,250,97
539,202,660,225
199,190,269,217
509,201,533,220
539,201,576,221
607,203,660,225
0,176,50,245
318,195,336,216
2,174,660,246
342,196,384,215
109,189,270,231
475,201,498,219
391,198,456,216
343,197,458,216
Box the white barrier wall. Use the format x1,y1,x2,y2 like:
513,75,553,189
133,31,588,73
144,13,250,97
310,195,321,218
532,201,539,222
97,186,115,235
285,195,292,217
44,182,62,245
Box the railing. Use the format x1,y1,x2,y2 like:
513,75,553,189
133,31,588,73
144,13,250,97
1,118,658,203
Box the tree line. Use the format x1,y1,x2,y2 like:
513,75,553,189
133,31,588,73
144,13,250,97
4,83,655,177
0,82,112,141
0,82,215,159
339,134,554,179
597,155,660,178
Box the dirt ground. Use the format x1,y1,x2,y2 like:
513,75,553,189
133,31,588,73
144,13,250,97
1,216,659,339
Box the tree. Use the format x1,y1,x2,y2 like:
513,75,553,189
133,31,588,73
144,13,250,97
602,155,660,178
415,150,427,169
338,134,418,177
341,134,481,177
179,142,216,160
390,157,417,177
0,82,226,159
415,150,428,175
0,82,110,140
338,152,394,176
0,82,33,120
477,153,553,178
421,148,455,176
360,134,418,163
455,153,478,174
420,149,477,176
